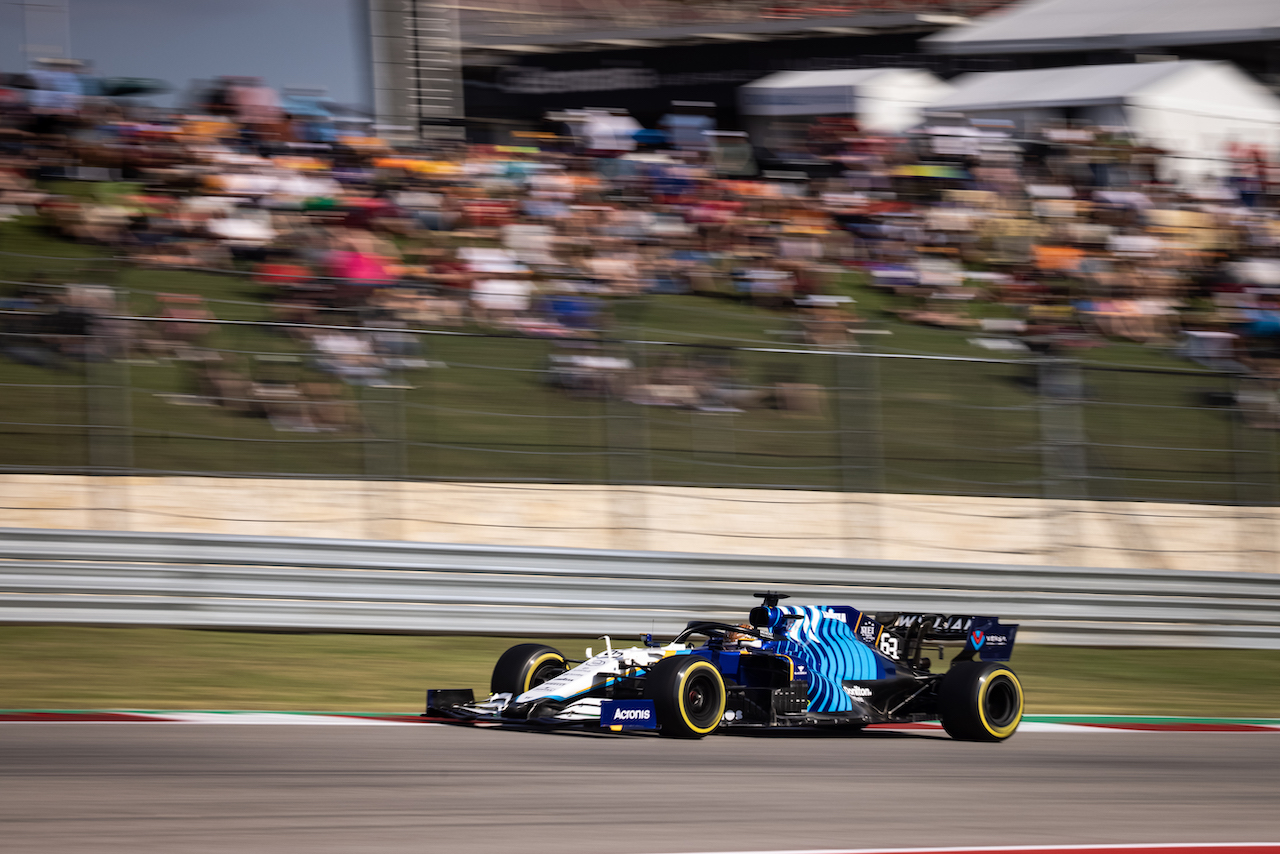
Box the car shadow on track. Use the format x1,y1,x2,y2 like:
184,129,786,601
423,718,945,741
719,727,945,741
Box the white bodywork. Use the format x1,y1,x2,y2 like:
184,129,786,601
488,641,685,722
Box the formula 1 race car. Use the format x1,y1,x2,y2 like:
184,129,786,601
424,593,1024,742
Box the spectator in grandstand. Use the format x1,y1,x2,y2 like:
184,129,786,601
3,63,1280,390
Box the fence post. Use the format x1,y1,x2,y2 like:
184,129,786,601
833,350,884,558
360,383,407,540
605,339,650,550
1038,358,1087,564
85,344,133,530
1230,374,1278,572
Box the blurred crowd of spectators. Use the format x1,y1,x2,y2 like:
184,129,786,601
3,71,1280,426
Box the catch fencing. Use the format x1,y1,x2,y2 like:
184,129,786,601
2,528,1278,648
2,314,1275,501
2,306,1278,569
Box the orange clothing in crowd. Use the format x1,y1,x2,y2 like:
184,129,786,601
1033,245,1084,273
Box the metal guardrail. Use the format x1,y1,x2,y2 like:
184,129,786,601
2,528,1279,648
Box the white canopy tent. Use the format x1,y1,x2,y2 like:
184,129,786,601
923,60,1280,184
739,67,951,139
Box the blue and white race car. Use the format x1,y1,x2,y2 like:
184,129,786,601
425,593,1024,742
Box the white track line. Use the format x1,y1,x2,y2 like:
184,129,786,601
141,712,429,725
640,844,1280,854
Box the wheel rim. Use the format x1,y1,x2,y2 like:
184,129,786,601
983,674,1020,728
520,652,566,695
682,670,720,729
529,660,565,688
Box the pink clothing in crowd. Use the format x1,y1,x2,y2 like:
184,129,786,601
329,251,392,284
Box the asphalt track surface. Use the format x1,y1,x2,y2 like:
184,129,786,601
2,724,1277,854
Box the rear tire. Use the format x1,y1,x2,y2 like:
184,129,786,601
937,661,1024,742
491,643,567,698
644,656,726,739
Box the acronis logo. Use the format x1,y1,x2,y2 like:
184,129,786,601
601,700,658,729
611,708,651,722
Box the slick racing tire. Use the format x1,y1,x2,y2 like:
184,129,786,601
937,660,1024,742
491,643,567,697
644,656,726,739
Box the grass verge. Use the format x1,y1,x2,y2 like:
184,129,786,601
3,626,1279,717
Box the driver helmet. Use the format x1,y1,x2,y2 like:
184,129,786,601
726,623,759,647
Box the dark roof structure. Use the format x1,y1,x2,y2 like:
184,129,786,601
923,0,1280,55
464,12,969,56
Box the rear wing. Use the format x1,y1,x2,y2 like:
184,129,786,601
873,613,1018,664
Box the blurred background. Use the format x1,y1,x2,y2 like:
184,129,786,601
2,0,1280,575
6,13,1280,854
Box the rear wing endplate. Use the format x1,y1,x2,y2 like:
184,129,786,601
953,617,1018,662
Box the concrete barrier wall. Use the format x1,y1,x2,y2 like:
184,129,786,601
1,474,1275,573
5,529,1279,646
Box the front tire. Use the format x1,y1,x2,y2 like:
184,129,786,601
937,661,1024,742
644,656,726,739
491,643,567,698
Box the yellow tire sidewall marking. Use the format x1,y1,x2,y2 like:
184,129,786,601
678,660,726,735
523,652,565,694
977,667,1023,739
